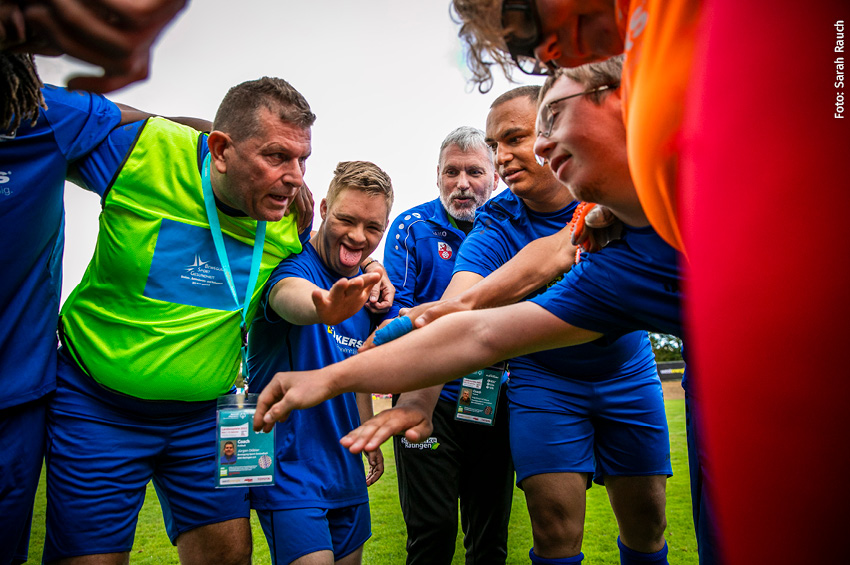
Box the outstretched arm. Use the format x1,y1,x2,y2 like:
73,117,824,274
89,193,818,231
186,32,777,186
347,270,486,452
268,272,381,327
411,226,578,328
115,103,212,130
254,301,602,432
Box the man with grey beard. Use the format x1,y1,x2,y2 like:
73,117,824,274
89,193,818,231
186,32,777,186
381,126,512,564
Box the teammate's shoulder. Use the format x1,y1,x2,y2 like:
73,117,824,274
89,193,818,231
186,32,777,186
478,189,522,221
389,199,440,232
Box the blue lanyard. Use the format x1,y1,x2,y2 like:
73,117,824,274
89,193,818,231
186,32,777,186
201,152,267,386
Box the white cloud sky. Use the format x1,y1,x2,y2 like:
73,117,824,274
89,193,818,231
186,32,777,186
37,0,538,303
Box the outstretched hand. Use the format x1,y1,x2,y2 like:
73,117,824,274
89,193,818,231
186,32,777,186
312,272,381,326
340,404,435,454
12,0,187,93
252,370,334,433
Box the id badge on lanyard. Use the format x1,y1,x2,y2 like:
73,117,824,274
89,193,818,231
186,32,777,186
201,153,275,487
454,362,509,426
216,394,276,488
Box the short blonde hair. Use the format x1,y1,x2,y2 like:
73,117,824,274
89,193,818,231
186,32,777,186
326,161,394,219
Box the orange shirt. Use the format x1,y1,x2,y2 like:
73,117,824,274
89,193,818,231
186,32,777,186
616,0,701,253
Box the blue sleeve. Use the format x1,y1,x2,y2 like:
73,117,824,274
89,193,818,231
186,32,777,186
40,85,121,162
74,120,145,198
383,213,418,319
530,257,633,336
260,249,318,323
453,213,515,278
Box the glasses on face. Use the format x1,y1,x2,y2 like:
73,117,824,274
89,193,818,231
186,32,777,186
501,0,556,76
537,84,618,137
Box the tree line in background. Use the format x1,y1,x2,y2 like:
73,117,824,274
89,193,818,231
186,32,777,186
649,333,684,362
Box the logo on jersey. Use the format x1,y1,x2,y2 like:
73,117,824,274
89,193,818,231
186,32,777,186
624,3,648,51
400,436,440,450
327,325,364,355
437,241,453,260
0,170,10,197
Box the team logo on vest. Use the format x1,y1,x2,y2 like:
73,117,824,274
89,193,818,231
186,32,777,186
183,254,224,286
437,241,453,260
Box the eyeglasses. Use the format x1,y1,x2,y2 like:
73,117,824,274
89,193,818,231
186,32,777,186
537,84,618,137
501,0,556,76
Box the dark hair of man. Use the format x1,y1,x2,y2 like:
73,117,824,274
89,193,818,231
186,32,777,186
1,52,46,132
213,76,316,142
490,85,541,110
539,55,624,105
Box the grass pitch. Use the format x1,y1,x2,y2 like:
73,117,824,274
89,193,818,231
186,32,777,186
26,398,696,564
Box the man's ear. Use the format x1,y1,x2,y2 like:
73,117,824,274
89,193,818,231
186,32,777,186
319,198,329,221
206,131,231,174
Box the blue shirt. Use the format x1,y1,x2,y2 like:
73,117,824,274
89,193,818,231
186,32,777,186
382,197,474,403
455,190,656,390
530,226,687,386
247,243,374,509
0,85,121,409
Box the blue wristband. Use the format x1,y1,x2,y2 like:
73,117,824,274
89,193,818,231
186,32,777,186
373,316,414,346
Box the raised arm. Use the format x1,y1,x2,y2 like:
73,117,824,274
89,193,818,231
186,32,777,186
342,269,486,453
411,225,577,327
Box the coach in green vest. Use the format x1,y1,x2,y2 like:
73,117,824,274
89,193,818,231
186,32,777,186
43,78,319,564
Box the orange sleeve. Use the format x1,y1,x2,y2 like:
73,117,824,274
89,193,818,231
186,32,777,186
620,0,701,253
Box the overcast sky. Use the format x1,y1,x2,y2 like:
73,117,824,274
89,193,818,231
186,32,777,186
37,0,537,303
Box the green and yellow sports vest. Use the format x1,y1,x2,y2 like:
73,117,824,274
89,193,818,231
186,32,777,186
60,117,303,401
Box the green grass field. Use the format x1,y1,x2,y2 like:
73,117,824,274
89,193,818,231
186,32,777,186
25,398,696,564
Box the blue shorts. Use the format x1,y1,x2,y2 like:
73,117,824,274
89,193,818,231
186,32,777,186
256,503,371,563
43,353,249,562
0,395,47,565
508,370,671,486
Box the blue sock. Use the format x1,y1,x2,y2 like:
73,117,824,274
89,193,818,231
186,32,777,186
618,537,669,564
529,548,584,564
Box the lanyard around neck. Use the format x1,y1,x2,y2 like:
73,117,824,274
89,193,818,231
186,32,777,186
201,152,267,384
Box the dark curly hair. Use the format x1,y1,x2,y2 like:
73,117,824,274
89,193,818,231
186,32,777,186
1,52,45,132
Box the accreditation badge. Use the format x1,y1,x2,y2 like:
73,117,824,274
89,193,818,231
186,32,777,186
216,393,275,488
454,363,508,426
